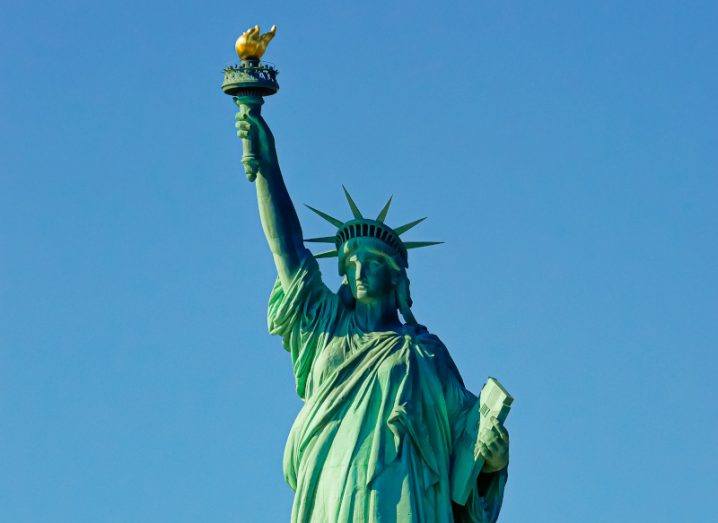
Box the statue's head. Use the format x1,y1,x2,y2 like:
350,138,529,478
339,237,402,302
305,187,443,324
337,236,416,323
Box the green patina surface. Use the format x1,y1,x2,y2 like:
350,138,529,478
223,34,511,521
267,256,507,522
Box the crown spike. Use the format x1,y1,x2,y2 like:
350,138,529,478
404,241,443,250
394,217,427,236
313,249,339,259
305,204,344,228
376,195,393,223
341,185,363,219
304,236,338,244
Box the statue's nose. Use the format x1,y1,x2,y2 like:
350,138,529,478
356,261,367,280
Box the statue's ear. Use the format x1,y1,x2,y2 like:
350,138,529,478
338,280,355,309
396,270,416,325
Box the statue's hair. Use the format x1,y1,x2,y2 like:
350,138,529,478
337,239,416,325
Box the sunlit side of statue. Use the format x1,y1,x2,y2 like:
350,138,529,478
222,26,512,523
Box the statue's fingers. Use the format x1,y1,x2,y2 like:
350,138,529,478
235,120,250,130
233,100,253,118
490,418,509,439
477,443,486,458
479,442,493,459
478,428,491,445
484,434,496,447
497,424,509,442
490,419,509,440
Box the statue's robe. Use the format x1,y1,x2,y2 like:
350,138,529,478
268,255,507,523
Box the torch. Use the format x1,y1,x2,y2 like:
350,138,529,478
221,25,279,181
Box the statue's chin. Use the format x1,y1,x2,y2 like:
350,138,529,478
353,290,394,305
354,289,369,301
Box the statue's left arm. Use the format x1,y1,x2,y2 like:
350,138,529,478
428,336,509,521
448,390,509,522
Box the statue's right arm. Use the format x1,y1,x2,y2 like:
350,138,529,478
235,108,306,290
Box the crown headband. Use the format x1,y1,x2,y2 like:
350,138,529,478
304,186,442,271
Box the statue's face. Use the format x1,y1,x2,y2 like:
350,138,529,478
343,239,397,303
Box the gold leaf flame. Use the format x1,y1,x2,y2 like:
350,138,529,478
235,25,277,60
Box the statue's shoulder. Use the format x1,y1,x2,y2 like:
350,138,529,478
404,324,464,383
403,324,449,357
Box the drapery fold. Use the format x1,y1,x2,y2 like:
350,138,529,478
267,255,506,522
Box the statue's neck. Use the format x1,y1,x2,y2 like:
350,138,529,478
353,297,402,333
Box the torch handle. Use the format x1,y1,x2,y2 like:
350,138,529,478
233,95,265,182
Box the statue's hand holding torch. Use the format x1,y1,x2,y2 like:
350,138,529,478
234,103,277,182
222,25,279,182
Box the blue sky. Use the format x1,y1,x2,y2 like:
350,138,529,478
1,1,716,521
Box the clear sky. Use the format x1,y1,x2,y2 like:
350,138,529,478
1,1,716,521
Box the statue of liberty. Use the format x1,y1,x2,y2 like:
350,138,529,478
225,26,510,523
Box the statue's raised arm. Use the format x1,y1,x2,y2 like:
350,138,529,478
221,25,305,289
235,107,306,289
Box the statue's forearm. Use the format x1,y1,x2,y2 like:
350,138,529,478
254,163,306,287
234,99,307,287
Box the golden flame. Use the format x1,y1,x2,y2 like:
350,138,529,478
235,25,277,60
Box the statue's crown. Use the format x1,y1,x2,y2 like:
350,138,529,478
305,186,442,271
